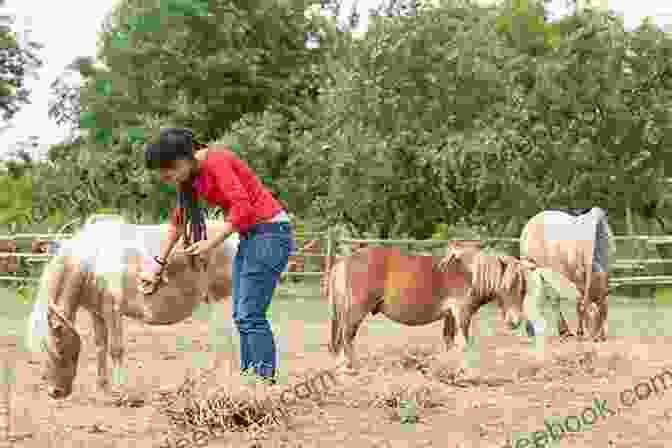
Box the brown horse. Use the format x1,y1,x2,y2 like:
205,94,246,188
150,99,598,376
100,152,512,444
27,219,237,399
438,242,578,339
520,208,612,341
327,242,530,370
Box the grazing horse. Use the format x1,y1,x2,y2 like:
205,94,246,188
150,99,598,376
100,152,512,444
327,242,530,370
437,242,583,339
520,207,612,341
26,219,238,399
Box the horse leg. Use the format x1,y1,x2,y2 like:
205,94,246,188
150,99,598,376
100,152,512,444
107,294,125,391
576,299,586,339
557,311,573,340
91,311,109,392
449,302,474,351
594,287,609,342
597,300,608,341
340,308,368,371
442,310,457,351
590,272,609,341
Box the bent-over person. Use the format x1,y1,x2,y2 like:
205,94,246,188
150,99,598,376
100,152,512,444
142,128,295,383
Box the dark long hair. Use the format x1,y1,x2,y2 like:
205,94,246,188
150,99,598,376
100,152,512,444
144,128,207,246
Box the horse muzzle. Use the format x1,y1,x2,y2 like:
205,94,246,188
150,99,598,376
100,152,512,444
47,384,71,399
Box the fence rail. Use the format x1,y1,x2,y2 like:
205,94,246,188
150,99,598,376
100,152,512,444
4,230,672,292
0,233,73,240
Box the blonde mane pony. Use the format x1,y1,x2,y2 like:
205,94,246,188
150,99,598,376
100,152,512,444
468,251,529,301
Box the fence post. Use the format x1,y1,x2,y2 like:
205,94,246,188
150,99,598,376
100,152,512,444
324,226,335,299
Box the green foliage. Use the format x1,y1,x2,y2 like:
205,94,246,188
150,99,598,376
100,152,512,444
41,0,330,224
0,12,43,122
0,172,33,229
15,284,34,306
30,0,672,244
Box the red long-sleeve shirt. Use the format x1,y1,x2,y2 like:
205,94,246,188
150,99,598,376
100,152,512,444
169,147,284,235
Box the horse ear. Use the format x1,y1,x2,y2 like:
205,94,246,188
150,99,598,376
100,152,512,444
447,241,466,258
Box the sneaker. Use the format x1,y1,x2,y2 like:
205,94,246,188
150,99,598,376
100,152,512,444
262,377,278,386
240,369,279,386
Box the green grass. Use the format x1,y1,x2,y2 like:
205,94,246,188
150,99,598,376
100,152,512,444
0,286,34,354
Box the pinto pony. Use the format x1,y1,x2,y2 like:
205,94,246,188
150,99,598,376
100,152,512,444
520,208,612,341
26,219,237,399
327,242,531,370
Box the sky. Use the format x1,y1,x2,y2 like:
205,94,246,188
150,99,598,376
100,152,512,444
1,0,671,159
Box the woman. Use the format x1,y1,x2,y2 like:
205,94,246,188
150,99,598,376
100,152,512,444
141,127,294,382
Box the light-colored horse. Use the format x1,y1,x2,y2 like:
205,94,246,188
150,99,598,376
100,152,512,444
520,208,612,341
327,242,530,370
26,219,238,399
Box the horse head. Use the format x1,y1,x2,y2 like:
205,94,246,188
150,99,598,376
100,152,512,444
43,306,82,399
439,243,531,331
436,239,482,273
495,256,535,331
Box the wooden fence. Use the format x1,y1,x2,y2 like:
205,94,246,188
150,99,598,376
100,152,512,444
2,229,672,293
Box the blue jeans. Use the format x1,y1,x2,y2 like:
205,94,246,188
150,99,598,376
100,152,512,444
232,222,294,378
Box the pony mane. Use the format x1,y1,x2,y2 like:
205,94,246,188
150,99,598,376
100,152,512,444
469,251,528,300
26,255,58,353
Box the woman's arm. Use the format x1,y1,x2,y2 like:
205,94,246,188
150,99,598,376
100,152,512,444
208,152,257,234
157,208,185,264
158,227,181,264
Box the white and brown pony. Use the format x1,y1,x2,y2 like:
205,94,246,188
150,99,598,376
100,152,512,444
26,219,237,399
520,208,612,341
326,242,531,370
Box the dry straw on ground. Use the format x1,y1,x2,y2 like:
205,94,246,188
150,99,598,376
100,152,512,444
154,365,292,447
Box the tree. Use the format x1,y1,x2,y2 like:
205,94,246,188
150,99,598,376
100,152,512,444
36,0,672,242
0,7,43,122
230,0,672,239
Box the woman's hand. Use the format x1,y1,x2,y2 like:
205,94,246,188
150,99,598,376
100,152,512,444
181,239,216,257
138,257,167,295
139,271,159,295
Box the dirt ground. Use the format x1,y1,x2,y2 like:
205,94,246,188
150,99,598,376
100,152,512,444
2,297,672,448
